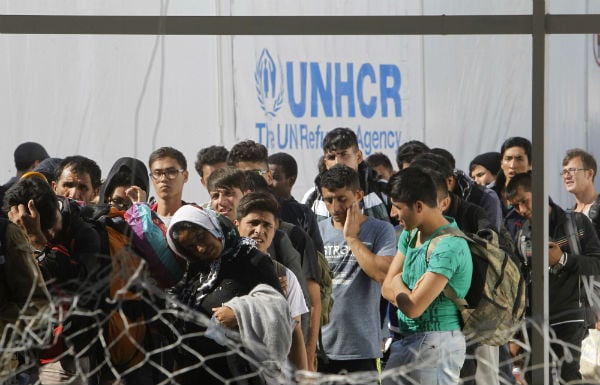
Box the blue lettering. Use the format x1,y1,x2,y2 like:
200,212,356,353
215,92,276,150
299,124,308,149
379,65,401,117
300,124,324,149
351,127,404,155
371,130,379,150
387,131,395,148
310,63,333,117
356,126,365,154
314,125,323,148
278,124,300,149
256,123,267,143
290,124,298,149
284,60,402,118
357,64,377,118
335,63,355,117
363,128,372,155
257,122,332,150
287,62,307,118
256,122,275,148
283,59,403,118
277,124,288,149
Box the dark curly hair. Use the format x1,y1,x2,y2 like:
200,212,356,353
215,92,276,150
227,140,268,167
319,164,360,193
3,177,60,232
195,146,229,177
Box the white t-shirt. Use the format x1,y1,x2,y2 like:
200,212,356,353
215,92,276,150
285,268,309,319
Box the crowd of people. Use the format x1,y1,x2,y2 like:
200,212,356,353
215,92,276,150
1,130,600,385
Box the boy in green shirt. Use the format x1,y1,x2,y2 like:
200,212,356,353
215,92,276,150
382,167,472,385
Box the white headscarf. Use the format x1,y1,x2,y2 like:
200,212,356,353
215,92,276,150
166,204,224,260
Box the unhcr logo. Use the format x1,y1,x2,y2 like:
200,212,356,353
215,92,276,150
255,49,284,117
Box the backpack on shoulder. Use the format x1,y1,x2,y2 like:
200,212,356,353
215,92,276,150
316,250,333,327
427,227,526,346
316,250,333,364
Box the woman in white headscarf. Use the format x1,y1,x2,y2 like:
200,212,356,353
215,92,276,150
166,204,290,385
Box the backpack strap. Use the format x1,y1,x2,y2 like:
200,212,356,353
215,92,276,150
564,209,582,255
425,226,469,311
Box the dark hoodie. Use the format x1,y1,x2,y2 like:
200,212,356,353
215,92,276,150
98,157,149,204
518,200,600,323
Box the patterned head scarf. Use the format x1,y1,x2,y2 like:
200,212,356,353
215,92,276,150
166,204,225,260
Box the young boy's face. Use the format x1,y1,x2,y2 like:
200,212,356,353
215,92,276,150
236,210,277,253
149,156,188,201
209,186,244,221
323,146,362,171
501,146,530,184
390,198,419,231
508,186,533,220
470,165,495,186
269,164,294,198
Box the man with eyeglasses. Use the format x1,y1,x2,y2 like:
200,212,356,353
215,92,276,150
148,147,189,228
561,149,600,334
562,149,600,237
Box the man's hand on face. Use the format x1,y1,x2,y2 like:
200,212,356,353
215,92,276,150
343,201,361,240
8,200,48,248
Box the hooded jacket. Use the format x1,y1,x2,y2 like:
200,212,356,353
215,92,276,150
98,157,149,204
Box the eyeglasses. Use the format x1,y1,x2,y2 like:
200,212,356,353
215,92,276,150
559,168,588,176
150,168,185,181
108,197,132,211
252,169,269,176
